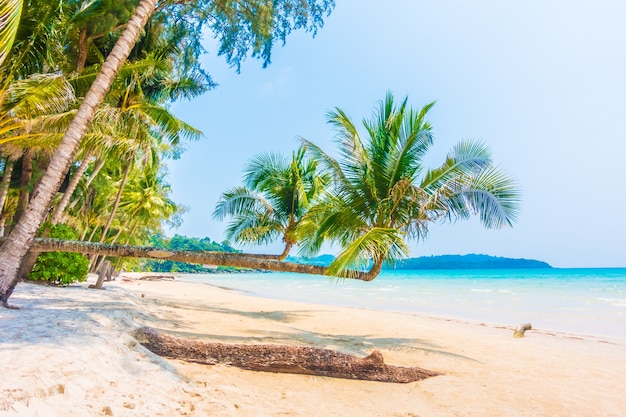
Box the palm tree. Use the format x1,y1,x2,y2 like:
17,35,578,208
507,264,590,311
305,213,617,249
300,92,520,280
92,164,181,271
214,145,329,260
0,0,335,307
0,0,158,307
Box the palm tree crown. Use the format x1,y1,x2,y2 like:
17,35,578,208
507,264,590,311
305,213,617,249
213,145,329,259
301,92,520,280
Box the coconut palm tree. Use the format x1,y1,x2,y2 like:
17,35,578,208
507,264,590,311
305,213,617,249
214,145,329,260
300,92,520,280
0,0,158,307
0,0,335,307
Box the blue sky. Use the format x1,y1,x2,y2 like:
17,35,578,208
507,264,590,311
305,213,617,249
167,1,626,268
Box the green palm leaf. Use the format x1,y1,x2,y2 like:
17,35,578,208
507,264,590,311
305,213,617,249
326,227,409,278
301,93,520,280
0,0,22,67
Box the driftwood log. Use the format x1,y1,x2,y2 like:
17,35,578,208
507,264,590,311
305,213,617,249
513,323,532,338
133,327,440,383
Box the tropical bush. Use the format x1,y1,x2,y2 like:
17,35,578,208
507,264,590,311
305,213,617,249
29,223,89,286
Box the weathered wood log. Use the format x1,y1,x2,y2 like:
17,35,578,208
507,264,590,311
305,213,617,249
133,327,440,383
137,274,175,281
513,323,532,338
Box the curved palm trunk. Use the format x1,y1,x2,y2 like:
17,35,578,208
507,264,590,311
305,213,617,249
0,0,158,307
19,151,97,281
23,238,330,276
90,160,131,272
67,156,105,213
0,238,385,283
98,160,131,244
357,257,385,282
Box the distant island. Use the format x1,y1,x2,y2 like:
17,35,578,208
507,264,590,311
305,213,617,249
139,235,551,272
287,254,552,270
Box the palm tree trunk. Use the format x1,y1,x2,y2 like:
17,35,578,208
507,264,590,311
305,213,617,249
13,148,33,227
0,158,14,225
92,218,128,273
76,27,88,72
67,156,105,213
0,238,385,283
357,257,385,282
21,238,331,276
99,160,131,244
49,150,94,225
90,160,131,272
19,151,97,281
0,0,158,308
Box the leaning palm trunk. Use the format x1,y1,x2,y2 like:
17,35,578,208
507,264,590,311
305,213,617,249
19,150,97,281
90,160,132,272
6,238,372,279
49,149,94,225
0,237,382,281
67,156,105,213
98,160,131,244
0,0,158,307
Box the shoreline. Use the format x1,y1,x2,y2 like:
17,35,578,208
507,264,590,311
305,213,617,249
2,273,626,416
175,270,626,344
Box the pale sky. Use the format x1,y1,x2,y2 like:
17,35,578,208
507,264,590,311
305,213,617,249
167,0,626,268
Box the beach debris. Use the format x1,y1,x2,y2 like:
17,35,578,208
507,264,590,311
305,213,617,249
137,274,175,281
513,323,532,338
132,327,440,383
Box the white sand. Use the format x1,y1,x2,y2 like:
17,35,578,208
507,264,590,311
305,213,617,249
1,273,625,416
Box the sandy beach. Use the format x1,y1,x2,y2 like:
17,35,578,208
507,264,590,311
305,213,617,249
1,274,625,417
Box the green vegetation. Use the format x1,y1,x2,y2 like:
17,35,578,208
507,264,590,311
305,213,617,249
213,145,329,260
0,0,336,304
296,93,520,280
29,223,89,285
0,1,523,301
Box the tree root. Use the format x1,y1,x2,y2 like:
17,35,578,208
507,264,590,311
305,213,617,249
133,326,440,383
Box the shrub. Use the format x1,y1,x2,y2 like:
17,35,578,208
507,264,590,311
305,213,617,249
29,223,89,286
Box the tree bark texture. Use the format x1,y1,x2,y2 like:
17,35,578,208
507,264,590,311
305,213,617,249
0,237,387,282
133,327,440,383
24,238,329,276
0,0,159,306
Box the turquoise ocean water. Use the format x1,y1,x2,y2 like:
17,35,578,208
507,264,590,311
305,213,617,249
177,268,626,341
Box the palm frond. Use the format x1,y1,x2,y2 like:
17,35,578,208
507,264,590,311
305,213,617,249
243,151,289,190
453,166,521,228
420,139,492,193
0,0,22,67
124,102,203,145
213,186,273,220
1,73,75,117
326,227,408,278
